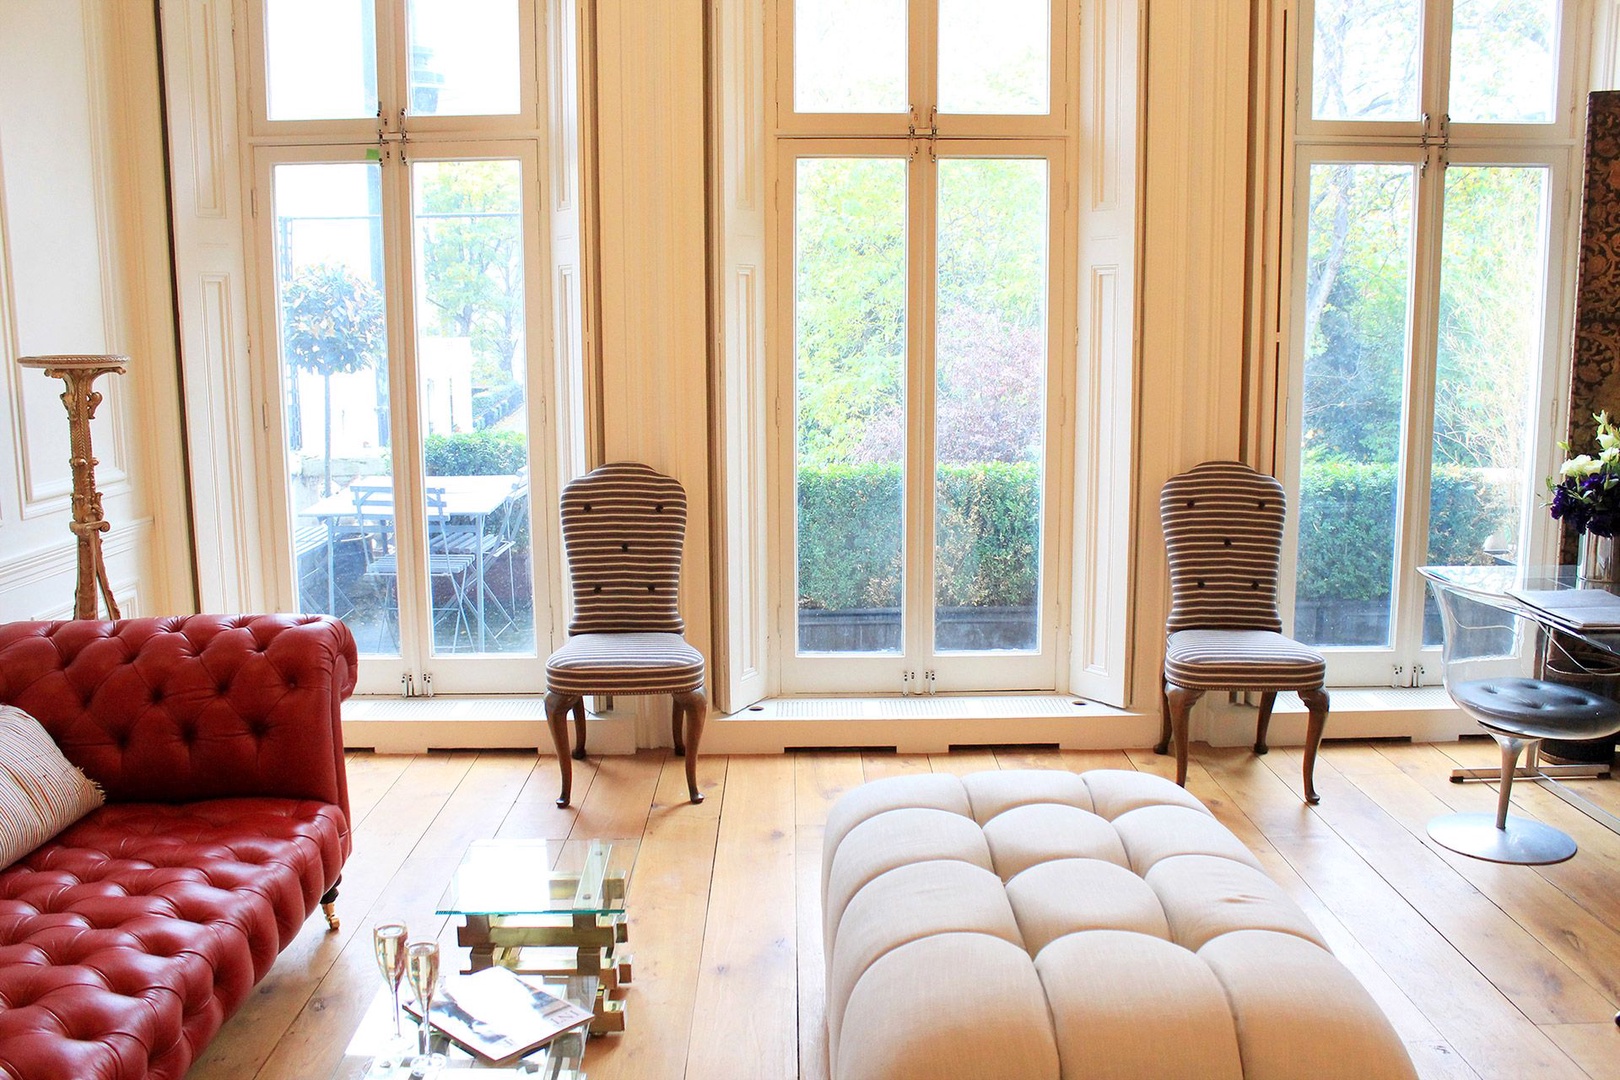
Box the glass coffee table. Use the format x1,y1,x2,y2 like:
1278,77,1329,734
438,839,638,1036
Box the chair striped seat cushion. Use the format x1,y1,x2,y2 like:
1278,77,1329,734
1164,630,1325,692
546,632,705,696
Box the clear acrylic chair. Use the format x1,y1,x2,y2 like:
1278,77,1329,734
1424,576,1620,865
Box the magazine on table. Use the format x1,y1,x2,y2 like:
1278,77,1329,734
404,966,594,1066
1508,587,1620,632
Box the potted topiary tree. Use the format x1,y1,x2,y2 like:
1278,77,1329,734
281,263,387,495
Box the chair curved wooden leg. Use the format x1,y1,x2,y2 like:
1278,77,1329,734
673,688,707,803
1254,691,1278,754
1299,686,1330,805
546,691,577,808
1155,669,1173,756
571,697,589,761
671,695,687,757
1165,684,1204,788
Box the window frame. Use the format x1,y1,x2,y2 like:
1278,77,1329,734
1273,0,1588,688
767,1,1079,696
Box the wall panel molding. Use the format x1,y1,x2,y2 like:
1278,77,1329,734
1068,0,1141,706
0,515,152,595
1129,0,1255,711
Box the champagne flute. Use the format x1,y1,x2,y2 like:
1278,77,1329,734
406,940,446,1076
373,923,408,1040
371,922,411,1073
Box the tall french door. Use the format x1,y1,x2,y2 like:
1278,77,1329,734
1281,0,1580,686
775,141,1066,693
248,0,569,695
772,0,1073,695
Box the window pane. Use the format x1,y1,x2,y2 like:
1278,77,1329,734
1424,167,1548,645
934,159,1047,652
1312,0,1421,122
1294,163,1416,647
795,158,908,654
795,0,907,113
272,162,397,654
1449,0,1557,124
413,160,534,656
938,0,1049,115
265,0,378,121
407,0,521,117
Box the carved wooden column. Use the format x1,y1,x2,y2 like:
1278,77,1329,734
18,354,128,619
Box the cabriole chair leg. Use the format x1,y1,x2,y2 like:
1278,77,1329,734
673,688,707,803
1154,672,1173,756
571,697,588,761
1164,683,1204,788
1299,686,1330,805
546,691,578,808
1254,691,1278,754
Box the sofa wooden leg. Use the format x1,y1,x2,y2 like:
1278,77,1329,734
320,879,341,932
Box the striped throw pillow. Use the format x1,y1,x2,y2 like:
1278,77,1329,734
0,705,103,868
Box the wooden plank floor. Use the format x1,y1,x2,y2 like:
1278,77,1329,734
188,740,1620,1080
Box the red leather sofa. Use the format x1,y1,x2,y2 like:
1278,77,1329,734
0,615,356,1080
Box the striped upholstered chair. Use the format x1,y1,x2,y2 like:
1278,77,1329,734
545,462,706,808
1156,461,1330,803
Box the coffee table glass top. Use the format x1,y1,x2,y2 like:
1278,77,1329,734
437,839,638,918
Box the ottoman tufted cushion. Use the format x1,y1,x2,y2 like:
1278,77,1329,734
823,770,1417,1080
0,798,346,1080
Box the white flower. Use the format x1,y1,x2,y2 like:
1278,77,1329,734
1562,455,1599,478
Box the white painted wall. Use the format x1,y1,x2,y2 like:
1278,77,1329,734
0,1,191,623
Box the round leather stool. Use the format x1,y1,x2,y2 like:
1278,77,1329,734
1429,677,1620,864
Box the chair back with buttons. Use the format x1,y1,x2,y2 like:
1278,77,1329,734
560,461,687,635
1161,461,1286,634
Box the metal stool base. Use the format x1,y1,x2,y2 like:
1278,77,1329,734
1428,811,1576,865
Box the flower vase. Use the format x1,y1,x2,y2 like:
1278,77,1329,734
1578,531,1618,589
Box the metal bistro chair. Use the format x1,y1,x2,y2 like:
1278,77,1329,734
544,462,707,809
1424,577,1620,865
359,483,483,650
1157,461,1331,803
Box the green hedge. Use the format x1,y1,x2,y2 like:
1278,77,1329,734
423,430,529,477
1296,460,1517,601
798,458,1518,612
797,462,1039,610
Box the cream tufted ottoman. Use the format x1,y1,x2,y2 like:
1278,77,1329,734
822,770,1418,1080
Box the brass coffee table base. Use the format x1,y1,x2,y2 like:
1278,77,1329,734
458,910,632,1034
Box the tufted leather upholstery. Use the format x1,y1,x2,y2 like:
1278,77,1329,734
0,615,357,1080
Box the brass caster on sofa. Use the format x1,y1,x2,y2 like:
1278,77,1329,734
322,902,340,932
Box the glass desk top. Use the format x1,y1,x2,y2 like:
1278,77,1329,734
437,840,638,918
1419,564,1620,657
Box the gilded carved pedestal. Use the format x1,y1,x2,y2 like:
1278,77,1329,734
17,354,127,619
